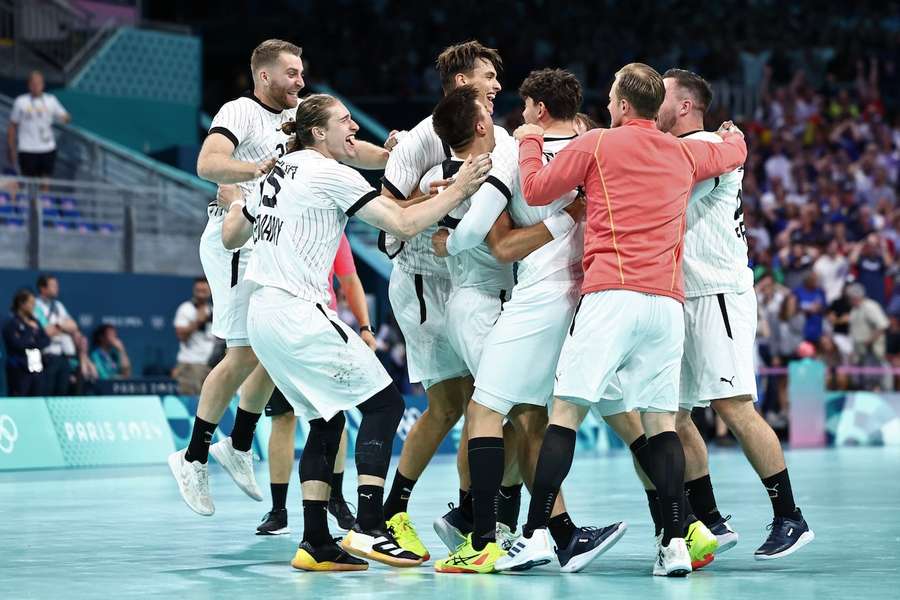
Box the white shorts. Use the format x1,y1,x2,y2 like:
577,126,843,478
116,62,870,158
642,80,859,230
555,290,684,417
247,287,392,422
680,289,758,410
199,219,252,347
446,286,509,377
474,281,580,416
388,268,467,387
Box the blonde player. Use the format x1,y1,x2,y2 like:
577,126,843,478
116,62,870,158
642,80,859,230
656,68,813,560
220,94,491,571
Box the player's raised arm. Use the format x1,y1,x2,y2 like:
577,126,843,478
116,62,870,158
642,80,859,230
197,132,275,184
486,198,583,263
341,139,390,170
357,154,492,240
516,125,595,206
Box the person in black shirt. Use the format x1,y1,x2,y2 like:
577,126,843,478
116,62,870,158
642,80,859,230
2,289,50,396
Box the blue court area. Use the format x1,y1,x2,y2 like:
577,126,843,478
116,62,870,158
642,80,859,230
3,446,898,600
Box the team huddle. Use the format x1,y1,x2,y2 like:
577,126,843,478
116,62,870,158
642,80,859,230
168,39,815,577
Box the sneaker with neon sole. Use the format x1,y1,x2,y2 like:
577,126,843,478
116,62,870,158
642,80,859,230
435,534,506,574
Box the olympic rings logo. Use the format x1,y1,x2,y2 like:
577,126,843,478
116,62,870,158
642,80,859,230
0,415,19,454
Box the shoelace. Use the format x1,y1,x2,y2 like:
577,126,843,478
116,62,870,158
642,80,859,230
195,466,210,492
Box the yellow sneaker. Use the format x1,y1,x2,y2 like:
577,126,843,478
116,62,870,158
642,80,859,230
434,534,505,574
290,540,369,572
685,520,719,569
387,512,430,561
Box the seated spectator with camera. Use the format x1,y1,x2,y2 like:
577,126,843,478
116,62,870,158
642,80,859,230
2,288,50,396
173,278,214,395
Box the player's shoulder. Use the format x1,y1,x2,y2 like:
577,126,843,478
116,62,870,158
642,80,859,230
493,124,512,140
683,130,723,144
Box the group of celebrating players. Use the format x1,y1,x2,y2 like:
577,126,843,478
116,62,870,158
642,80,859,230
167,38,815,577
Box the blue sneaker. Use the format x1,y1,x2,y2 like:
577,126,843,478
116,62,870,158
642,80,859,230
708,515,739,554
754,509,814,560
556,522,628,573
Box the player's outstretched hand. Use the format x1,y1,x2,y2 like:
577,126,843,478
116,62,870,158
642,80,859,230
513,123,545,141
384,129,407,151
217,184,244,209
431,228,450,257
453,153,492,197
716,120,744,139
254,157,277,178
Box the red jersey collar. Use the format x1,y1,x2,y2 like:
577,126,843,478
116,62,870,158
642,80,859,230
622,117,657,128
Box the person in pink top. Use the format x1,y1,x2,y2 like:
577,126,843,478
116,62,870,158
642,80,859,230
496,63,747,577
258,233,379,536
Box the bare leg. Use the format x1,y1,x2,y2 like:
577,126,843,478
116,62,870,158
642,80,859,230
713,396,785,478
268,412,297,485
196,346,258,423
676,409,709,481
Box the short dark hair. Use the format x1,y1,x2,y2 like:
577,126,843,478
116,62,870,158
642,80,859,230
91,323,114,349
662,68,713,114
614,63,665,119
36,273,55,291
519,68,583,121
193,277,208,285
11,288,33,312
435,40,502,94
432,85,482,152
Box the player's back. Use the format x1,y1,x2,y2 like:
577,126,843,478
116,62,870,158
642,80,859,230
682,131,753,298
506,135,582,287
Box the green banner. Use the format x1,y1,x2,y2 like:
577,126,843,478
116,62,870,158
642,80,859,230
0,398,65,470
44,396,175,467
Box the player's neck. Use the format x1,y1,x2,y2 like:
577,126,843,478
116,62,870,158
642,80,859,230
669,117,705,138
454,137,493,159
252,88,282,113
540,118,577,137
309,144,335,161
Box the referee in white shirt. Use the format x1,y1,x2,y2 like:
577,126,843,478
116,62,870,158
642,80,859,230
7,71,70,177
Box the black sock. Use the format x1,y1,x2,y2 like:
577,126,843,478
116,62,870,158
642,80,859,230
383,471,416,519
683,492,698,534
468,437,505,550
646,431,686,546
459,489,474,522
271,482,289,511
645,489,663,536
302,499,331,546
524,425,576,536
330,471,344,501
184,416,217,464
685,474,722,527
761,469,797,518
230,407,262,452
356,485,385,531
497,483,523,532
548,512,577,547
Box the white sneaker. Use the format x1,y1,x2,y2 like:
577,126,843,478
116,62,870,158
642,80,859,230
496,523,517,552
209,436,263,501
168,449,214,516
495,528,555,572
652,537,692,577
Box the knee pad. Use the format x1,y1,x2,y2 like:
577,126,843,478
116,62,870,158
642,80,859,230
355,385,405,478
299,412,346,484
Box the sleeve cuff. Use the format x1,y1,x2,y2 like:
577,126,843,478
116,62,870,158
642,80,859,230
241,205,255,223
543,210,575,239
208,126,239,148
346,189,379,217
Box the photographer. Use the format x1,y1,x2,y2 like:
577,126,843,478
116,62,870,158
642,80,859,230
2,288,50,396
173,277,215,395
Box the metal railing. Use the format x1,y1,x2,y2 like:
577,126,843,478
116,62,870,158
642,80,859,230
0,176,205,275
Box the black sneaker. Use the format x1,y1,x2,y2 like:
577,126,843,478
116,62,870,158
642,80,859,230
754,509,815,560
433,503,473,551
256,508,290,536
328,496,356,531
291,539,368,571
708,515,739,554
556,522,628,573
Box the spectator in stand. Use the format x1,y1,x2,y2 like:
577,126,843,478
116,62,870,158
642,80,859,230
814,240,850,304
90,324,132,380
6,71,70,178
173,277,215,395
827,284,855,362
847,282,890,365
794,272,828,343
849,233,893,307
2,288,50,396
33,274,95,395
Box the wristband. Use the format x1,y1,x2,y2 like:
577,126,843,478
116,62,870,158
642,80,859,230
543,210,576,239
360,325,375,335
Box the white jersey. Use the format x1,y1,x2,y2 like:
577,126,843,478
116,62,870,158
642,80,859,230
419,136,516,295
506,134,583,287
243,149,378,304
682,130,754,297
383,114,512,278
